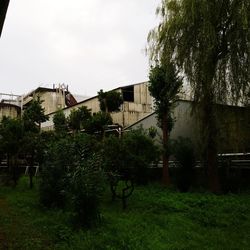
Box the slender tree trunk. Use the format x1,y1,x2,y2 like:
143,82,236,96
162,113,170,185
204,100,220,193
10,155,18,187
29,154,34,189
207,140,220,193
206,104,220,193
7,153,10,172
199,56,221,193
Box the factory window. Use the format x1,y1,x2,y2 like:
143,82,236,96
122,86,134,102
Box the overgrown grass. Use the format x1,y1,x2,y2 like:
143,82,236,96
0,177,250,249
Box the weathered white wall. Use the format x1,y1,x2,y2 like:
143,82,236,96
23,90,67,115
35,91,66,115
0,104,20,121
128,100,250,153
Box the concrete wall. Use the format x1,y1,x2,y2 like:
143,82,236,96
35,91,66,115
23,89,67,115
127,101,198,140
0,103,20,121
128,100,250,154
115,82,152,127
65,97,100,115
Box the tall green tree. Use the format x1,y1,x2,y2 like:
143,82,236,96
21,131,45,189
53,109,68,134
148,0,250,192
22,97,48,187
149,62,182,185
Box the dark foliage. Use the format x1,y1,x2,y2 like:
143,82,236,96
0,117,24,186
53,109,68,134
69,154,104,228
39,136,74,208
172,137,196,192
98,89,123,113
39,133,104,227
85,111,113,135
22,97,48,132
102,129,159,184
101,130,159,208
67,106,92,132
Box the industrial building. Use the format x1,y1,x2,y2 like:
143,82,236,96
22,84,77,115
41,82,154,130
0,84,77,121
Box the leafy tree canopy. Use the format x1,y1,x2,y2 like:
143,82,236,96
53,109,67,133
102,129,159,176
149,62,182,129
0,117,24,155
67,106,91,131
86,111,113,135
98,89,123,113
22,97,48,131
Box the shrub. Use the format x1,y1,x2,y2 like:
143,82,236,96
69,154,104,228
39,162,68,208
39,136,74,208
39,132,104,227
101,130,159,208
122,129,160,184
102,129,160,184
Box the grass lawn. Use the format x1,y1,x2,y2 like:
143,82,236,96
0,177,250,250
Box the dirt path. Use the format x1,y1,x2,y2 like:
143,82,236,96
0,229,8,250
0,199,9,250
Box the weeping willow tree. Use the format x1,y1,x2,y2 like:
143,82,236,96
148,0,250,192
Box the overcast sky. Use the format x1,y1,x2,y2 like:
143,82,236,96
0,0,159,97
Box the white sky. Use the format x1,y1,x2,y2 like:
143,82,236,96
0,0,159,97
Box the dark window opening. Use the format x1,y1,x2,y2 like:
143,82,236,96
122,86,134,102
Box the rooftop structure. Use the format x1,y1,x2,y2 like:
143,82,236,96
22,84,77,115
